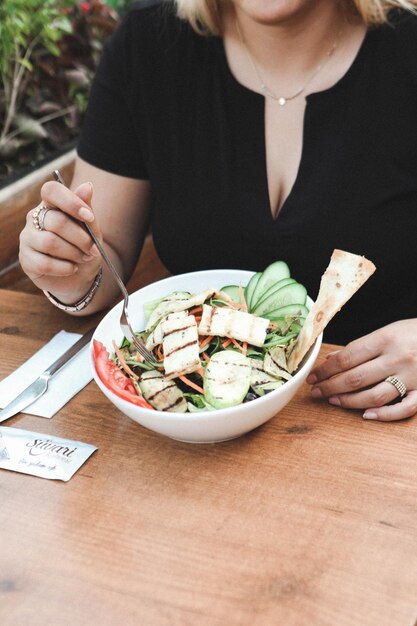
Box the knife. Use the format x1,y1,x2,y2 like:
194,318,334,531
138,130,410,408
0,327,95,424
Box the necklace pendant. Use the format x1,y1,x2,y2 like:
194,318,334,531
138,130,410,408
278,97,286,106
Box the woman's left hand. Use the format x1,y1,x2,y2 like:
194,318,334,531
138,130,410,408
306,319,417,421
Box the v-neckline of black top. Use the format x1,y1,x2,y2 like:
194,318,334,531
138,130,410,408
213,26,375,223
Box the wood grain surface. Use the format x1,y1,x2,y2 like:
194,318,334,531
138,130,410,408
1,290,417,626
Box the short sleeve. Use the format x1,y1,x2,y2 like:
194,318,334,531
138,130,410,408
77,13,149,179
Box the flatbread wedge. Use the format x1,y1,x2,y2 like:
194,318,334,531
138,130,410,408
287,249,376,373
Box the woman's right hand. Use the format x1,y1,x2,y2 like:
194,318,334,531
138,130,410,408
19,180,103,304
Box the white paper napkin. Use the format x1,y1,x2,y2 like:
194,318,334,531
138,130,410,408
0,331,93,418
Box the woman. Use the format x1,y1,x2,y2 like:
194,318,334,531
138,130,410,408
19,0,417,421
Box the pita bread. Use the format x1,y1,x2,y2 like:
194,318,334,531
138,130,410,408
287,249,376,373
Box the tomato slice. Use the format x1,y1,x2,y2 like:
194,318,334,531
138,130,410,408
93,340,154,410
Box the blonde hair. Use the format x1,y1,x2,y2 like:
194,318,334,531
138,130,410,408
175,0,417,35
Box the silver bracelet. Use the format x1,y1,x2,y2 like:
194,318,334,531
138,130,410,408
43,268,103,312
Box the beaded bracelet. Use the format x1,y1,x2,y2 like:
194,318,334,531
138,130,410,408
43,268,103,312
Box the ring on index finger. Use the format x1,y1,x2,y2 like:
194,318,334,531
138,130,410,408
385,375,407,398
32,204,51,231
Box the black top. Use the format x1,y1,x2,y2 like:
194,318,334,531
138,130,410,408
78,0,417,345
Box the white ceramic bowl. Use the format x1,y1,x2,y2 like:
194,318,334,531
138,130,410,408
90,269,322,443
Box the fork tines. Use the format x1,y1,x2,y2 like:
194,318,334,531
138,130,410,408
131,335,159,366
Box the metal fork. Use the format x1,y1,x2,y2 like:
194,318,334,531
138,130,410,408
53,170,158,366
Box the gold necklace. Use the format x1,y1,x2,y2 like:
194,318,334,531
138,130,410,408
236,20,341,106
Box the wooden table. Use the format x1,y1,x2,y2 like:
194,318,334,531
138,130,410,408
1,288,417,626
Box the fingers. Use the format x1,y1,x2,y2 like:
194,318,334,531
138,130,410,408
310,358,388,398
19,179,105,298
309,355,413,419
317,377,416,422
308,334,381,384
23,209,98,258
41,180,94,223
38,209,98,256
74,181,93,206
325,350,341,359
362,390,417,422
306,321,417,423
19,179,102,285
34,229,97,265
326,379,402,410
22,247,80,278
72,181,102,241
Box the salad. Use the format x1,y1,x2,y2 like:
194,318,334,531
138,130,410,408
93,260,310,413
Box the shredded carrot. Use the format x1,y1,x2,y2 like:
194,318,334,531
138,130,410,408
136,351,144,363
199,335,213,349
202,351,210,362
222,338,232,348
239,284,248,312
197,367,205,378
112,340,139,380
156,343,164,361
242,341,248,357
189,306,203,315
231,337,243,350
179,375,205,395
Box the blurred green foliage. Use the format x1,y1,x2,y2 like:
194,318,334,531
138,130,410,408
0,0,73,77
0,0,123,182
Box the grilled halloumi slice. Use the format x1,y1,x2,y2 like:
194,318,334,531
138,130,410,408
146,289,218,330
162,314,200,378
264,346,292,381
145,311,187,351
250,357,285,396
267,345,287,370
139,370,187,412
198,304,269,348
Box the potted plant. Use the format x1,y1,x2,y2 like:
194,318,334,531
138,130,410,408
0,0,123,281
0,0,122,185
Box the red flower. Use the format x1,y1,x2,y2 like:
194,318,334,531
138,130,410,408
80,2,91,14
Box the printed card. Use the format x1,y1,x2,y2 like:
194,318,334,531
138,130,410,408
0,426,97,481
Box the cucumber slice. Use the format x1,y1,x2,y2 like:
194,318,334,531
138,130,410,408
220,284,241,304
266,303,309,319
143,296,163,322
204,350,251,409
245,272,262,309
250,261,290,308
252,283,307,317
251,277,295,311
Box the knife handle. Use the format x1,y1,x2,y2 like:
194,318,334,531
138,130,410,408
44,328,95,377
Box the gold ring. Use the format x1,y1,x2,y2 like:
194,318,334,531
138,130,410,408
32,204,50,231
385,375,407,398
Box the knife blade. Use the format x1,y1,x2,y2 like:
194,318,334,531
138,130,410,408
0,327,95,423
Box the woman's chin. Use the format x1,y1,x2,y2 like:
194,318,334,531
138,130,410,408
232,0,329,26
